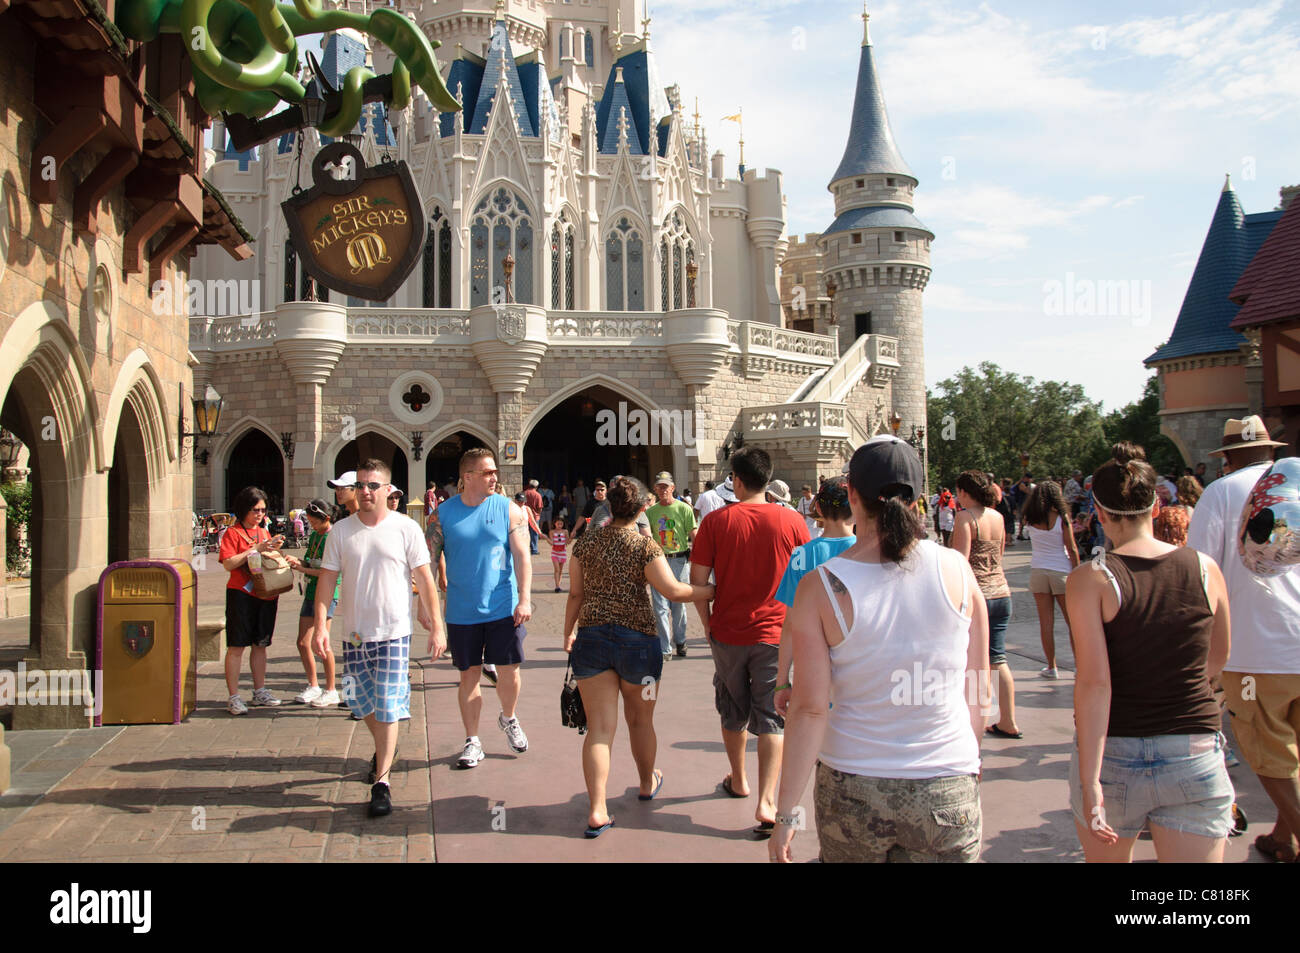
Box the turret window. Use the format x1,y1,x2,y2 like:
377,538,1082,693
470,188,534,306
851,233,862,245
887,178,896,187
894,231,905,243
605,217,644,311
855,179,864,188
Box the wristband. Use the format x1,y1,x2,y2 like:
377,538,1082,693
776,682,792,692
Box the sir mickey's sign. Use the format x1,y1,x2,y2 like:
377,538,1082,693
282,143,425,301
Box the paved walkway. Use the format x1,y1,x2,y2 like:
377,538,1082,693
0,538,1278,862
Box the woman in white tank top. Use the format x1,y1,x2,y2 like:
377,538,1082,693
770,438,990,863
1024,481,1080,679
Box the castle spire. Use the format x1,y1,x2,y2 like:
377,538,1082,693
831,13,913,183
862,1,870,46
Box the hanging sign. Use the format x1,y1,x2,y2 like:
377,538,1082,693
281,143,425,301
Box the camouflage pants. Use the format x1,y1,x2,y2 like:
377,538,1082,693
814,763,982,863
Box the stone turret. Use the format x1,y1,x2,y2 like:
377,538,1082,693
818,9,931,437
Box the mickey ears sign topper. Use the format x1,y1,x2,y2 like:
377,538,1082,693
281,143,425,301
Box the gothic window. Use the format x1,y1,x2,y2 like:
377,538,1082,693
584,32,594,68
550,211,577,310
659,211,695,312
470,188,533,306
604,217,644,311
423,207,452,307
283,240,297,302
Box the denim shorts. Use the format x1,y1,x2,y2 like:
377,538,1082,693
1069,732,1235,839
300,596,338,619
986,596,1011,666
571,624,662,685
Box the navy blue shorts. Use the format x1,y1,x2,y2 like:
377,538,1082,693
571,623,663,685
446,616,526,671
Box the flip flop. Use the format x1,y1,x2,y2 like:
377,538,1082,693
752,820,775,839
720,776,748,798
638,769,665,801
985,725,1024,739
584,817,616,839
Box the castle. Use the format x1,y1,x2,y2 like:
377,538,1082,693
190,0,927,511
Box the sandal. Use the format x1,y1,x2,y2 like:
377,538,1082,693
752,820,775,840
584,817,616,839
985,725,1024,739
720,775,748,798
1254,833,1297,863
638,769,665,801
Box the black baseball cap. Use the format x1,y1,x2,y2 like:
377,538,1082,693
847,436,924,503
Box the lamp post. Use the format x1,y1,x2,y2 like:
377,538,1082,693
890,412,902,437
180,384,224,462
0,429,26,483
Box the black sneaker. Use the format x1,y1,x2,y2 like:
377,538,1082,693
675,644,687,658
368,782,392,818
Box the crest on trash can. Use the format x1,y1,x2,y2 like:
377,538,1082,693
123,621,154,659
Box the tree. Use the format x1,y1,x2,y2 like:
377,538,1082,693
1097,374,1182,476
927,362,1108,489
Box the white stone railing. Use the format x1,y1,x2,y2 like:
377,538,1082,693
348,308,471,337
191,313,279,347
737,322,837,361
743,401,851,439
868,334,900,366
547,312,664,339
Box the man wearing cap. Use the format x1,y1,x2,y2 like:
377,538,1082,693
648,472,698,659
766,480,794,509
329,470,359,523
524,479,544,554
1188,415,1300,862
691,447,809,832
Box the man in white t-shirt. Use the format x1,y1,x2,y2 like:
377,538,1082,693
1187,416,1300,862
315,458,445,819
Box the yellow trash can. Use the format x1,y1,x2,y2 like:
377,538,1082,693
96,560,197,725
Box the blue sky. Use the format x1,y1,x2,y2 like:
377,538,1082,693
647,0,1300,412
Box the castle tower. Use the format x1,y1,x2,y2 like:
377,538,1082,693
818,8,932,436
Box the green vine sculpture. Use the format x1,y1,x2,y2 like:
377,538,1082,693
117,0,460,136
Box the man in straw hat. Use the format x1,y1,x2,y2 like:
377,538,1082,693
1187,415,1300,862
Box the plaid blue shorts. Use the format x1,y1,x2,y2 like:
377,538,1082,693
342,635,411,723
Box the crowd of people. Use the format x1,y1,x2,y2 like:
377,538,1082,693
213,413,1300,863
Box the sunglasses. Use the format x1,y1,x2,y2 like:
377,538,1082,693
251,506,267,513
352,482,388,491
472,469,499,477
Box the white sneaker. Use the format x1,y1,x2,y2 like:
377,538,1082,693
498,713,529,753
457,739,485,769
251,687,282,707
227,694,248,715
1039,667,1059,680
295,684,323,704
310,689,341,708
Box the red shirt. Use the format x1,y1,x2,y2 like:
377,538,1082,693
692,502,809,646
220,523,269,592
524,488,543,517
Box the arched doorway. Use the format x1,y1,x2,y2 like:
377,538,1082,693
225,429,285,514
335,433,409,496
106,399,152,564
424,430,488,492
523,385,673,493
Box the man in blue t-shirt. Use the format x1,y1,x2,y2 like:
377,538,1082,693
773,477,856,717
421,448,533,769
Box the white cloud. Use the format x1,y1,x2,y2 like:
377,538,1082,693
925,282,1033,313
916,185,1114,261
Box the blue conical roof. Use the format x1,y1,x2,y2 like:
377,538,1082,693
469,19,534,136
831,40,913,183
1146,181,1281,363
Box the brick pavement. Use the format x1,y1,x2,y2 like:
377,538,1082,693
0,539,1279,862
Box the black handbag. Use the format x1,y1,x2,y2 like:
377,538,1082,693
561,658,587,734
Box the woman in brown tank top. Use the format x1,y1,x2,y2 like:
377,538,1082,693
1065,442,1233,862
951,470,1016,737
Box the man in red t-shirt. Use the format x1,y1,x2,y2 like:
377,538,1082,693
691,447,808,834
524,479,544,555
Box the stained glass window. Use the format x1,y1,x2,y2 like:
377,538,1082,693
605,217,643,311
661,211,696,312
470,189,533,305
606,231,623,311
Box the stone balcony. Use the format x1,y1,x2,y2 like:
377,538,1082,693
742,400,875,465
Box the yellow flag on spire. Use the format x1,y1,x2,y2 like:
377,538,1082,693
721,113,742,123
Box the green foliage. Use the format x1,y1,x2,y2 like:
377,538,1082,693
1098,374,1183,475
926,363,1109,489
0,482,31,573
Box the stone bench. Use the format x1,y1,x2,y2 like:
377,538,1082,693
196,615,225,662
